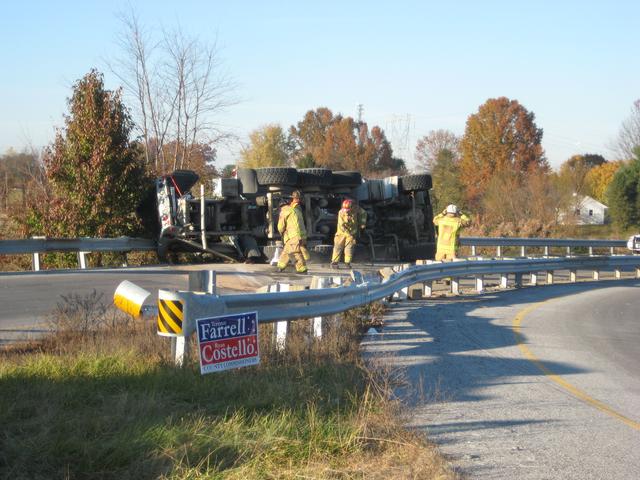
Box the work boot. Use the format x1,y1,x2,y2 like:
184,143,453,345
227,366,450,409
297,269,308,275
345,262,352,269
330,262,339,269
275,265,285,273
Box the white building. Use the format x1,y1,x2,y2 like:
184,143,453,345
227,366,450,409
568,195,609,225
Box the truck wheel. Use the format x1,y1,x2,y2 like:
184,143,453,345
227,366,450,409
255,167,298,186
399,174,432,192
332,171,362,187
297,168,333,187
237,168,259,195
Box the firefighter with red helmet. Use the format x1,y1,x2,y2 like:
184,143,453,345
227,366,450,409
331,198,367,269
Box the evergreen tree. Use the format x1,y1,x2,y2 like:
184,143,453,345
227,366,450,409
606,148,640,229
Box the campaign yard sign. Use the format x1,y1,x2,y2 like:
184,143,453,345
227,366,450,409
196,311,260,374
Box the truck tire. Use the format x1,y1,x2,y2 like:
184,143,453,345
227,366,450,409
332,171,362,187
255,167,298,186
297,168,333,187
399,174,432,192
237,168,259,195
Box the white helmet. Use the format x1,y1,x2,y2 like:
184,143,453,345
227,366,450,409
446,204,458,214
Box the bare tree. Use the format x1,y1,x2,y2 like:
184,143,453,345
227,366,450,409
414,129,460,172
612,99,640,161
109,10,238,174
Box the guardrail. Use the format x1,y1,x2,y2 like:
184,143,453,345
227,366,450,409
141,254,640,365
460,237,627,257
0,235,631,271
0,237,157,271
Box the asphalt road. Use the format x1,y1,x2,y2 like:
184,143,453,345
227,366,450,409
0,261,364,343
364,280,640,479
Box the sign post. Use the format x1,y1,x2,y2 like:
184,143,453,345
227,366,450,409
196,312,260,374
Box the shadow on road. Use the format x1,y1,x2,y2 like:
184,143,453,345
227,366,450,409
364,279,640,430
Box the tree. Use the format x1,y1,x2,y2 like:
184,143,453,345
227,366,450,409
415,129,460,172
584,161,624,202
558,153,607,196
0,149,42,212
240,124,290,168
111,10,237,174
430,149,464,213
605,148,640,229
289,107,337,166
288,107,404,174
459,97,547,206
28,70,147,238
612,100,640,161
482,169,565,236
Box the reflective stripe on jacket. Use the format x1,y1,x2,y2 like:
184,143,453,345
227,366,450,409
433,212,470,253
278,202,307,243
336,206,367,237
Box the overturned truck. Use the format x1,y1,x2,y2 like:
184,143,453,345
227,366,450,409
143,167,435,263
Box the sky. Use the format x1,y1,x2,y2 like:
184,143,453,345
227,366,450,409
1,0,638,170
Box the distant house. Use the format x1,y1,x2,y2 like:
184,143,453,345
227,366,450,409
561,195,609,225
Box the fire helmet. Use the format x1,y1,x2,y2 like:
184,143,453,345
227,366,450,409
446,204,458,214
342,199,353,209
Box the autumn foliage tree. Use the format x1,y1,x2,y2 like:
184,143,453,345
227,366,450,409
27,70,147,238
459,97,547,206
415,129,460,172
289,107,404,174
585,160,624,202
558,153,607,196
240,124,290,168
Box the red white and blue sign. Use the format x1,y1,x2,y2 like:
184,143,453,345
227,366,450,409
196,311,260,374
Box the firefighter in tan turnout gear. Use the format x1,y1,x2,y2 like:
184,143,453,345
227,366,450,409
331,199,367,269
433,204,470,260
276,190,310,273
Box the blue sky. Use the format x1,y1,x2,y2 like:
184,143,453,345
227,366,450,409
1,0,638,170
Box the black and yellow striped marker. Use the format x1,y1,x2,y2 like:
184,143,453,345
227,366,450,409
157,298,184,335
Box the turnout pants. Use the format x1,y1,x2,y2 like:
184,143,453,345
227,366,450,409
332,234,355,263
277,239,308,272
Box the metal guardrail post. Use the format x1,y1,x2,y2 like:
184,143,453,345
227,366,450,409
589,246,594,256
570,269,577,282
615,268,621,279
189,270,216,294
567,246,572,257
544,246,550,257
546,271,554,285
451,278,460,295
496,245,502,257
500,273,509,289
593,269,600,280
521,246,526,257
514,272,522,287
423,280,433,297
475,275,484,293
77,251,87,269
32,252,40,271
636,267,640,279
471,245,477,256
530,272,538,286
270,283,289,350
310,277,331,338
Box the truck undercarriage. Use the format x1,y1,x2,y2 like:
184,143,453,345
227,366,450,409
143,167,436,263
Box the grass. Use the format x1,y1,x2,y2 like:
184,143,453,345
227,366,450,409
0,297,456,479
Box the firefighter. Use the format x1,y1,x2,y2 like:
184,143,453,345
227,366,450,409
331,198,367,269
276,190,309,274
433,204,470,260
